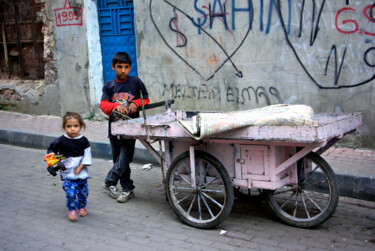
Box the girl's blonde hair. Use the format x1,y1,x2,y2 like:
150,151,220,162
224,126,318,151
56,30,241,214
62,112,86,129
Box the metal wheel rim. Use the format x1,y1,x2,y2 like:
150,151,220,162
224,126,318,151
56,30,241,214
270,159,333,222
168,157,227,224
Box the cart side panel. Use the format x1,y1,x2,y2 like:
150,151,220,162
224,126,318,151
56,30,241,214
163,140,195,176
204,143,236,178
164,140,194,169
240,145,269,180
164,141,236,178
237,145,299,190
284,147,298,185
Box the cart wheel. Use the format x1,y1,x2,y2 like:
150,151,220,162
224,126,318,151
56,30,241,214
265,152,339,228
166,151,234,229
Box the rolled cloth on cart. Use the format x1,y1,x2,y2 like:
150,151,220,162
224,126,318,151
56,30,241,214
178,104,317,140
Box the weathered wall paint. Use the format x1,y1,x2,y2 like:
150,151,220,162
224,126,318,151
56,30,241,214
52,0,90,115
135,0,375,147
84,0,104,112
48,0,102,117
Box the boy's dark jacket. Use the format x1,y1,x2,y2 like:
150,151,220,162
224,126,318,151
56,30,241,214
100,76,150,137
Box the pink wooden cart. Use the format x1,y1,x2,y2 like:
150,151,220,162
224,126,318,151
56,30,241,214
111,102,362,229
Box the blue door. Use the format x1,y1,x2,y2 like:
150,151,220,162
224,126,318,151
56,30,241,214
97,0,137,84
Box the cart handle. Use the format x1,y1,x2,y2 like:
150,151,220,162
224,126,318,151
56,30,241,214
111,99,175,120
137,99,174,112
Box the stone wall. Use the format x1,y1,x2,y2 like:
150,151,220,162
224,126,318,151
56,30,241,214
0,0,61,115
1,0,103,118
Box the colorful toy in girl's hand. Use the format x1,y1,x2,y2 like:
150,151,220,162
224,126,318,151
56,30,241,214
44,153,66,176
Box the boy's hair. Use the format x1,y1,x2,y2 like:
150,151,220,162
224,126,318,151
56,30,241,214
112,52,132,66
62,112,86,129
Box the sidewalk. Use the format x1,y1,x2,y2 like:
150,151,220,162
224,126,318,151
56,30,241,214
0,110,374,201
1,144,374,250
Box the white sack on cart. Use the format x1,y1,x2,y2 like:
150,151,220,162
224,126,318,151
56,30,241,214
178,104,317,140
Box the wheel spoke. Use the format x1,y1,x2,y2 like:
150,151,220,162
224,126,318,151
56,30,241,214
199,193,215,219
305,190,330,199
293,193,299,218
173,185,193,192
302,190,323,212
280,191,296,209
182,160,191,175
201,191,224,209
176,173,192,187
177,193,193,204
200,188,225,194
187,194,197,215
204,163,211,177
303,178,328,188
300,192,311,219
198,176,220,188
301,166,321,184
197,194,202,220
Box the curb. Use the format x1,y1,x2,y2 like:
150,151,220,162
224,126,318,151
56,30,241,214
0,129,373,202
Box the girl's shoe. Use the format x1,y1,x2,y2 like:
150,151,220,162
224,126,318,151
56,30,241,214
68,210,78,221
78,208,88,217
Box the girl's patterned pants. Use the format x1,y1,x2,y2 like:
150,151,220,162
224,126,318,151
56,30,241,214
62,179,89,211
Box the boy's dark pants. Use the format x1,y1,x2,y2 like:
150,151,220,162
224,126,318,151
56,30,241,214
105,137,136,192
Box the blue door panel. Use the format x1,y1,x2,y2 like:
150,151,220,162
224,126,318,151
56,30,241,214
98,0,133,8
98,7,134,36
100,35,137,83
98,0,137,84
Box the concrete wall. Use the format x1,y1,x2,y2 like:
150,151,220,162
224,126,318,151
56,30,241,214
50,0,87,116
44,0,102,117
135,0,375,147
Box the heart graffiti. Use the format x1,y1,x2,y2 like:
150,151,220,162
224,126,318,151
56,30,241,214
150,0,252,81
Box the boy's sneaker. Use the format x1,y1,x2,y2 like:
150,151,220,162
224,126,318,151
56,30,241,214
117,191,135,203
103,184,121,199
68,210,77,222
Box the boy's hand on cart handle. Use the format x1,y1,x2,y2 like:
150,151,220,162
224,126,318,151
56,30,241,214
115,104,128,116
128,102,137,115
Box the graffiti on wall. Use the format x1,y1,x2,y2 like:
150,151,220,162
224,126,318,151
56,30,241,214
54,0,83,27
278,0,375,89
151,0,252,81
150,0,374,89
162,82,282,105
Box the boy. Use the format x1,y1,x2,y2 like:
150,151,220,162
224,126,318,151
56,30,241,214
100,52,150,203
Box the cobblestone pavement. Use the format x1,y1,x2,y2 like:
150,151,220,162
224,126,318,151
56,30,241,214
0,144,374,251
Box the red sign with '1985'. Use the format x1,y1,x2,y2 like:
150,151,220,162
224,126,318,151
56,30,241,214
54,0,83,27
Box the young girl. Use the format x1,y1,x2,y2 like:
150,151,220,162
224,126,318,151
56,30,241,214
46,112,92,221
